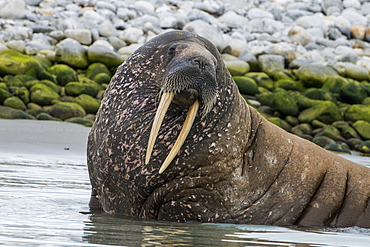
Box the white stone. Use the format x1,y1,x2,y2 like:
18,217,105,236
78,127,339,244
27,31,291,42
64,29,92,45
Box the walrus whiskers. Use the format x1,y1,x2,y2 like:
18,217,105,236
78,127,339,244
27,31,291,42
145,91,199,174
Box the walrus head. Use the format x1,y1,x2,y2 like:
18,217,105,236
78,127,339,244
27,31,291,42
145,40,219,173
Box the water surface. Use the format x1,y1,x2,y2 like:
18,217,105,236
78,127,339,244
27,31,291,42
1,143,370,246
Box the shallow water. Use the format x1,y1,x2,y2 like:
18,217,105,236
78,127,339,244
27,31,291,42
1,154,370,246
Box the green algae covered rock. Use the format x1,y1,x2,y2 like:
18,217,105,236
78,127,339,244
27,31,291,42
30,83,60,106
314,125,346,142
65,82,100,97
3,96,27,111
225,60,250,76
324,142,351,154
55,39,89,69
297,98,342,124
47,64,78,86
304,88,337,103
36,112,61,121
257,89,299,116
0,106,35,119
296,64,339,88
0,86,11,104
65,117,94,127
86,63,111,79
312,136,336,148
275,78,305,92
267,117,292,131
87,44,124,68
14,86,30,104
245,72,274,90
233,76,259,95
73,94,101,114
0,50,52,79
3,75,23,87
48,102,86,120
352,120,370,140
344,105,370,123
340,81,368,104
358,141,370,155
93,73,111,85
322,76,349,94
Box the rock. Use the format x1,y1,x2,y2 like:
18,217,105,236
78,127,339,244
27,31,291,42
344,105,370,123
257,89,299,116
298,98,342,124
291,123,313,136
4,75,23,87
347,138,363,150
65,117,94,127
340,81,368,104
0,87,11,104
47,64,78,86
315,125,346,142
363,97,370,105
39,80,60,94
350,25,367,40
257,54,285,76
337,62,369,81
312,136,336,148
87,44,124,67
322,76,349,93
341,8,368,26
3,96,27,111
65,82,99,97
233,76,258,95
36,112,61,121
352,120,370,140
0,106,35,119
55,39,89,69
238,49,259,71
0,50,51,79
325,142,351,154
14,87,30,104
183,20,226,51
248,8,274,19
48,102,86,121
296,64,339,88
358,141,370,154
225,60,250,76
30,83,60,106
246,72,274,90
86,63,110,78
267,117,292,131
250,18,284,34
0,0,28,19
288,26,313,46
304,88,337,102
64,29,92,45
93,73,111,85
275,79,305,92
73,94,101,114
118,27,145,44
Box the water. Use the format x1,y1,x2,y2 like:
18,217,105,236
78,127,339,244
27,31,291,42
1,122,370,246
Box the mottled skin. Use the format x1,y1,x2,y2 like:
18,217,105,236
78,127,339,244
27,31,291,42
87,31,370,228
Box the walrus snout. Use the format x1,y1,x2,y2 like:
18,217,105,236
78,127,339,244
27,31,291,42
145,43,219,174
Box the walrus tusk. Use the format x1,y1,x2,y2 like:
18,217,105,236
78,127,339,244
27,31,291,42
145,92,174,165
158,100,199,174
145,91,199,173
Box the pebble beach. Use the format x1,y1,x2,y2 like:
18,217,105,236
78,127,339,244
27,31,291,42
0,0,370,154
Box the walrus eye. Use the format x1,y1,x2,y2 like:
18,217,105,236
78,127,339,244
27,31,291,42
168,44,177,56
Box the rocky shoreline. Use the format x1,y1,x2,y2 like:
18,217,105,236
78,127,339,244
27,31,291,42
0,0,369,155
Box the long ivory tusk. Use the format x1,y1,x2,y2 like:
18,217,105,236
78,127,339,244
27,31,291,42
159,100,199,174
145,92,174,164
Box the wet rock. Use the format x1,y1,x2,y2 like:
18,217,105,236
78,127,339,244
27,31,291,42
314,125,346,142
47,64,78,86
0,50,51,79
291,123,313,136
275,79,305,92
65,82,99,97
358,141,370,155
93,73,111,85
36,112,60,121
304,88,337,103
30,83,60,106
312,136,336,148
55,39,89,69
257,89,299,116
233,76,258,95
352,120,370,140
73,94,101,114
325,142,351,154
322,76,349,93
340,81,368,104
3,96,27,111
267,117,292,132
4,75,23,87
48,102,86,121
297,96,342,124
225,60,250,76
13,86,30,104
87,44,124,67
245,72,274,91
65,117,94,127
296,64,339,88
0,106,35,119
344,105,370,123
0,86,11,104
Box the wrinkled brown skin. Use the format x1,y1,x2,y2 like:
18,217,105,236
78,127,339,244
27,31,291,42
87,31,370,228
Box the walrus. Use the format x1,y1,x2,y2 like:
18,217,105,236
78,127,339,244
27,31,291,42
87,30,370,228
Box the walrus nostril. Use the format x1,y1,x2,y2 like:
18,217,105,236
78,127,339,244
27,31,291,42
191,56,209,70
